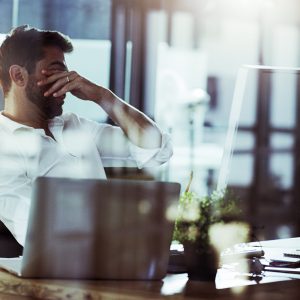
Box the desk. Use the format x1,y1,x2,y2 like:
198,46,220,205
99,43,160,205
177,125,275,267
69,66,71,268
0,270,299,300
0,238,299,300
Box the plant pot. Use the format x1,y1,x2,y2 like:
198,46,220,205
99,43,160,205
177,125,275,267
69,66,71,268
183,241,218,281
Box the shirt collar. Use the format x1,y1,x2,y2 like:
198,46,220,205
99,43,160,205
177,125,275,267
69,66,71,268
0,111,65,133
48,115,64,127
0,111,32,133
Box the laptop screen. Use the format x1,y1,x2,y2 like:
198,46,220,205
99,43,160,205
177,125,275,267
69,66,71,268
217,65,300,241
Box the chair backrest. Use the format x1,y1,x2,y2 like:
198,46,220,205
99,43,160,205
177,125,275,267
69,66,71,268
0,221,23,257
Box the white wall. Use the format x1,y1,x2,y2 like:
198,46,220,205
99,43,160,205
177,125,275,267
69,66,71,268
64,39,111,122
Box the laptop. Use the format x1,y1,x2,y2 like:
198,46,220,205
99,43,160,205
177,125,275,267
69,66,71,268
0,177,180,279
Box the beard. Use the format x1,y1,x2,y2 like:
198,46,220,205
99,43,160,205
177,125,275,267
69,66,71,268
25,75,65,119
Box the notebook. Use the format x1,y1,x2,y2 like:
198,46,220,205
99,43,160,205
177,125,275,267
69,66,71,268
0,177,180,279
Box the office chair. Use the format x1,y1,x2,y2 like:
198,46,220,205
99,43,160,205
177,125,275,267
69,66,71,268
0,221,23,257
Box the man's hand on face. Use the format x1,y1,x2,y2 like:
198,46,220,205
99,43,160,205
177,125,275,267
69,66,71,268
37,69,107,103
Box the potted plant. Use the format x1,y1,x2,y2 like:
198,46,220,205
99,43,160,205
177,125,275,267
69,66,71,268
173,173,243,280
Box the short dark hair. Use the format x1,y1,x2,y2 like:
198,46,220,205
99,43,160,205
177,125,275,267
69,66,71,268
0,25,73,96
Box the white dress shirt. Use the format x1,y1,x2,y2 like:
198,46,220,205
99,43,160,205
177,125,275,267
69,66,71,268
0,112,172,246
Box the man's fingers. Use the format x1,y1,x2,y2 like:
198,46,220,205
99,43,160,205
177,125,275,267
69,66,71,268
41,69,62,75
37,70,66,86
52,80,79,97
43,79,65,96
37,70,77,86
41,71,78,96
38,69,92,100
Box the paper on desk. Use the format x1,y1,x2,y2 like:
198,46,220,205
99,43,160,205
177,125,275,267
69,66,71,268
248,237,300,248
216,255,300,289
263,248,300,261
216,244,300,289
0,257,22,276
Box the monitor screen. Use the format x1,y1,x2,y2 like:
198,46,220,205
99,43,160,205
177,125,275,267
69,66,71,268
218,65,300,241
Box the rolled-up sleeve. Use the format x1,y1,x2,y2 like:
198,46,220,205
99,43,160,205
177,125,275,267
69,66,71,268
93,123,173,168
128,132,173,168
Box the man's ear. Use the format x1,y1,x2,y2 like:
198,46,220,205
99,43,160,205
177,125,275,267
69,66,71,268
9,65,28,87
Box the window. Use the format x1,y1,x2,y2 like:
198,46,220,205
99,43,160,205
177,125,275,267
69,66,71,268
0,0,112,121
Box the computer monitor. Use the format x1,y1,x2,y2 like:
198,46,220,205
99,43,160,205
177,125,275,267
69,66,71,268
0,34,5,110
218,65,300,241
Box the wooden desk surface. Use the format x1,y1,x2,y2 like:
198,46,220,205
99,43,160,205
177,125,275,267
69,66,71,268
0,269,299,300
0,237,299,300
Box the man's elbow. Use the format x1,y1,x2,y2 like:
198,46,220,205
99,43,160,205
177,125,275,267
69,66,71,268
138,126,163,149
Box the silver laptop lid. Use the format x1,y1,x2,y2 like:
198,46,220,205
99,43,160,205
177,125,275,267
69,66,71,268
22,177,181,279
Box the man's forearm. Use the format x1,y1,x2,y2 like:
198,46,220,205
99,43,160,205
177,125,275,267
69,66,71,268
93,89,162,149
38,70,163,149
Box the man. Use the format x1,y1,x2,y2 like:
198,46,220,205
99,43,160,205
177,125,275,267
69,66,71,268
0,25,172,246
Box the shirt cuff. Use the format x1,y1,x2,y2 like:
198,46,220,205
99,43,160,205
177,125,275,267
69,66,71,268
129,132,173,168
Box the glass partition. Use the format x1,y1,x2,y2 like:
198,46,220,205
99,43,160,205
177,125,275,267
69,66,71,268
218,65,300,241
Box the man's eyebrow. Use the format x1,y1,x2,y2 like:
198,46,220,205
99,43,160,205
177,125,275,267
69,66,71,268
48,61,67,70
